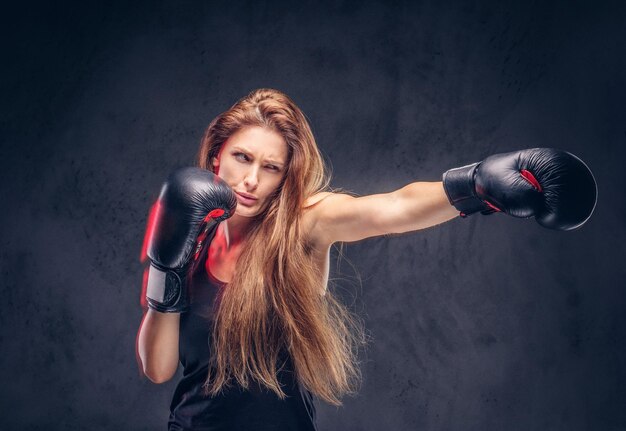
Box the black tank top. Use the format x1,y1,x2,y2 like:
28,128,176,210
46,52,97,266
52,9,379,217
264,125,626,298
168,240,318,431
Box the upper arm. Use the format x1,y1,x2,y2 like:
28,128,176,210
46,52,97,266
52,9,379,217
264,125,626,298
304,191,399,246
303,182,457,247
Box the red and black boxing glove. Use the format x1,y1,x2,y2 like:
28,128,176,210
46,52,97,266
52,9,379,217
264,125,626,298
145,167,237,313
442,148,597,230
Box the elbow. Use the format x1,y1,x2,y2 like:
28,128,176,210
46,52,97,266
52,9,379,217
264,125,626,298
142,364,177,384
139,352,178,383
147,374,174,384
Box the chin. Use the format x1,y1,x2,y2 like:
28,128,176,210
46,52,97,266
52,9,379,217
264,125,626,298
234,207,258,218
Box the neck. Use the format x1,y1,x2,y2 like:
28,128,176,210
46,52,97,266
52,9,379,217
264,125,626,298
218,214,252,249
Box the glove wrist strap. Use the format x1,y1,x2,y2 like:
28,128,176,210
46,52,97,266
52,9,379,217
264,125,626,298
442,162,490,217
146,264,188,313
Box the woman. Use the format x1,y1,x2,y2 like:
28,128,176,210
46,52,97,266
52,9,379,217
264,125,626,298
137,88,596,430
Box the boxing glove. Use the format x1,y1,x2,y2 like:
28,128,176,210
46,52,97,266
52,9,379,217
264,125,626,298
145,167,237,313
442,148,597,231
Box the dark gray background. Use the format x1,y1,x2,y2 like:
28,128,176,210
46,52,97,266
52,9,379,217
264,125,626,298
2,0,625,430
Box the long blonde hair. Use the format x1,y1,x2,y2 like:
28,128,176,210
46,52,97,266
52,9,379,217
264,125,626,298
196,88,367,405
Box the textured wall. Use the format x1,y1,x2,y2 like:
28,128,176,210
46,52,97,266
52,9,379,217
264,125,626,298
1,0,625,429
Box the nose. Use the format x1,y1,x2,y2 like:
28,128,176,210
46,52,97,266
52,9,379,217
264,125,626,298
243,166,259,190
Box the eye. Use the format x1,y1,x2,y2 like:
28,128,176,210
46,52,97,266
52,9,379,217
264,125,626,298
234,152,281,172
234,152,249,162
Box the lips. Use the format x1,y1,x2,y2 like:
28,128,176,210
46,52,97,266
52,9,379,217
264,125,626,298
236,192,257,200
235,192,258,207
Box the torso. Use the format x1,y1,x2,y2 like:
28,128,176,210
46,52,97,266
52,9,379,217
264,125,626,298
206,193,332,288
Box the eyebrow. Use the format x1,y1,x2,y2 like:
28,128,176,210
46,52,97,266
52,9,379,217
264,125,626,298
232,146,285,166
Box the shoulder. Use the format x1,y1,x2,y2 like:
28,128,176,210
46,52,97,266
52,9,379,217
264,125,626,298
301,192,334,250
303,192,335,209
303,191,356,216
301,191,357,248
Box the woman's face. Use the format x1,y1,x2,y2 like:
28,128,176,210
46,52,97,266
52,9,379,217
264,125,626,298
212,126,288,218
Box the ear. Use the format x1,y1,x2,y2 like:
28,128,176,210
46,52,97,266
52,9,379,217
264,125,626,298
211,156,219,168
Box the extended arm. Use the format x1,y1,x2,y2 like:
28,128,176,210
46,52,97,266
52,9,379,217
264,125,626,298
308,148,596,247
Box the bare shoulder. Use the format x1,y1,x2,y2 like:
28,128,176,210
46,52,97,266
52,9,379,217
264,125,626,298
303,191,335,209
301,192,333,250
302,191,355,249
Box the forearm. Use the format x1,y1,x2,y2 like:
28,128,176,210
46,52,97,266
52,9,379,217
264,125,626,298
388,181,459,234
137,309,180,383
